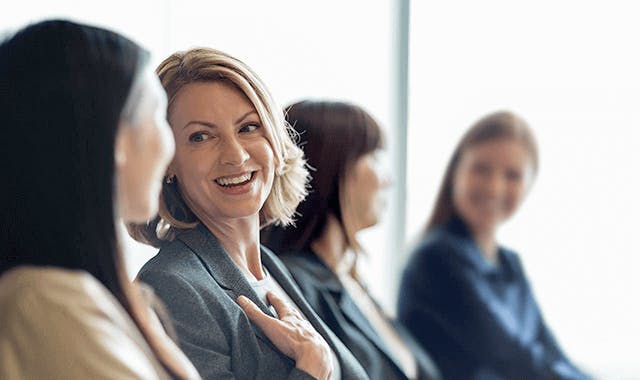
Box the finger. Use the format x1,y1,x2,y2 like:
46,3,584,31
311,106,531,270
266,291,299,319
237,295,274,327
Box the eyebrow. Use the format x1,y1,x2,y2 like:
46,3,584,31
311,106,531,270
235,110,258,124
182,110,258,130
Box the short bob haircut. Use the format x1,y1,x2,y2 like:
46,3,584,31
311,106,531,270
129,48,308,247
425,110,538,234
263,100,384,253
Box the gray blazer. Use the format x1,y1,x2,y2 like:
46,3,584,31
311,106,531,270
138,224,369,380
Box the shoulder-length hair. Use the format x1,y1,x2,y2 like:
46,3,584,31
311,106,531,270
128,48,309,247
263,100,383,253
0,19,187,378
424,110,539,234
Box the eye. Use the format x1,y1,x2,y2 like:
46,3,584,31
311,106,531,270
506,169,522,182
472,162,491,176
239,123,260,133
189,131,211,143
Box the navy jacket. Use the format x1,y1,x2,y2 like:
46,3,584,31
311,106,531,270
279,250,441,380
138,225,369,380
397,218,592,380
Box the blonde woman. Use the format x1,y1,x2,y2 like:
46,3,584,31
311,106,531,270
129,48,368,380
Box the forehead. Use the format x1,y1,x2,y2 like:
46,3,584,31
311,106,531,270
463,138,532,167
169,81,256,124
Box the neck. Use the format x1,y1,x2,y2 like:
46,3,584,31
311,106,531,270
199,213,264,280
311,214,356,276
470,224,499,264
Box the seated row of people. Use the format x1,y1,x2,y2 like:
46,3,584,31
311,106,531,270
0,19,592,380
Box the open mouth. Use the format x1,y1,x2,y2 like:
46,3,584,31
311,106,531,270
214,171,256,187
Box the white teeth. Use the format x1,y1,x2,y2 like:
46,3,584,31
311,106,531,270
215,172,252,186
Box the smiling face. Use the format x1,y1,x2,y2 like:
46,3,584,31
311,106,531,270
167,81,275,224
452,137,534,234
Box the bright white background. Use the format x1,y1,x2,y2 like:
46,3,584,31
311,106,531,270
407,1,640,378
4,1,639,378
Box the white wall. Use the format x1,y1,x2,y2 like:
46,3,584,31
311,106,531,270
407,1,640,378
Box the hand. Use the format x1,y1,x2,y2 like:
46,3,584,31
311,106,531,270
238,292,333,380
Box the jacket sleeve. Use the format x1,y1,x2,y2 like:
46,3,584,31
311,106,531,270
398,240,591,380
139,270,317,380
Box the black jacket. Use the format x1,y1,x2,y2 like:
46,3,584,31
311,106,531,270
279,250,441,380
398,217,592,380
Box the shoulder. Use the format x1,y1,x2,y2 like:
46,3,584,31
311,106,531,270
0,267,164,379
0,266,123,321
137,237,212,292
277,250,331,281
407,227,470,269
274,249,340,300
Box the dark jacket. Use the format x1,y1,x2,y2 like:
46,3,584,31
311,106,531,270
278,250,441,380
397,217,592,380
138,224,369,380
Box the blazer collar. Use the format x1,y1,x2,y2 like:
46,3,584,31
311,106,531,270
176,224,274,317
177,225,364,377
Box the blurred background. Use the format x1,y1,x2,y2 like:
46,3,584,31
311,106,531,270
3,1,638,378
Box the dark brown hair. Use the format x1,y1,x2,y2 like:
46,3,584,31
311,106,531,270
262,100,383,252
424,110,538,234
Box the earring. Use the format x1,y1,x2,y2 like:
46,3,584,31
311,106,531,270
165,176,175,184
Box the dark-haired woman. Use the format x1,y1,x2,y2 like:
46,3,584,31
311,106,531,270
263,100,441,380
398,111,592,379
0,20,200,379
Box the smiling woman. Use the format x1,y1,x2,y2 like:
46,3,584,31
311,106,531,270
398,111,592,380
127,48,368,380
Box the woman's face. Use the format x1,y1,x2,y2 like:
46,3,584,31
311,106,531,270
452,137,534,233
116,72,175,223
168,81,275,224
342,150,390,232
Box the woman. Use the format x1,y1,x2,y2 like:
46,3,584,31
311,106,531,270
128,48,368,380
397,111,592,379
262,100,441,380
0,20,200,379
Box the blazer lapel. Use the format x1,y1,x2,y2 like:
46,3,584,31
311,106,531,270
176,225,280,350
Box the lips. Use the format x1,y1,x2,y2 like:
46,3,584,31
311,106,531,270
214,171,254,187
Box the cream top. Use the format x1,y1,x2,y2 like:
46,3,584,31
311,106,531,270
0,266,200,380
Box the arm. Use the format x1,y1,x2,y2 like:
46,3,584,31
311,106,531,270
399,241,577,380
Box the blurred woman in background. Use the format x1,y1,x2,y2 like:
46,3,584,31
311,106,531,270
128,49,368,380
263,100,441,380
398,111,592,380
0,20,200,379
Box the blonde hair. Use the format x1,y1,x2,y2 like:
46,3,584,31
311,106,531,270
129,48,308,247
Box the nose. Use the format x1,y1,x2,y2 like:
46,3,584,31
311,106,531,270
485,172,506,198
220,136,249,166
